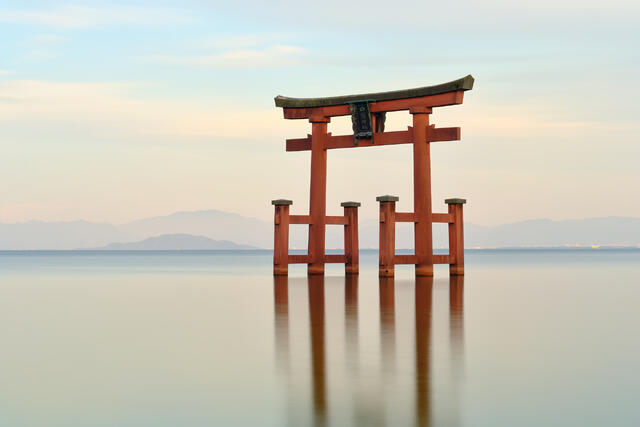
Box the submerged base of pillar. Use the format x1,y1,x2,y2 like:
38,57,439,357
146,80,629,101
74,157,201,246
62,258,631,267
273,266,288,276
415,264,434,277
379,267,394,277
307,264,325,275
449,265,465,275
345,265,359,275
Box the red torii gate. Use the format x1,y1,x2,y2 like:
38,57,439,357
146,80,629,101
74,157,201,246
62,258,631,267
272,76,474,277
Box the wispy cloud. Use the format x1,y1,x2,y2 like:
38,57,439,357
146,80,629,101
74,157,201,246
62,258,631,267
17,34,70,62
0,5,192,29
26,34,69,46
145,44,305,69
0,79,287,142
199,35,282,49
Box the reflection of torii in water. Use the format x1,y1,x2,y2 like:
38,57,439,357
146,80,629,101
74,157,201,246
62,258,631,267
273,275,465,426
272,76,473,277
273,275,328,426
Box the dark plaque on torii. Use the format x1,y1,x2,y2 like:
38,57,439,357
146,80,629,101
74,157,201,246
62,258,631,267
348,101,387,145
271,75,474,277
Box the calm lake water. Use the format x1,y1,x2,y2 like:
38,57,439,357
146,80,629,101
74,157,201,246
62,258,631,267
1,249,639,426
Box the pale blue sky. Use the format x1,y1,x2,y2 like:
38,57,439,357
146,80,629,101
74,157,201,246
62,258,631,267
1,1,638,225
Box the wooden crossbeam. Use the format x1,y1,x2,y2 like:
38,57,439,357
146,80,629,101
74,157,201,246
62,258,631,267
326,216,348,225
290,253,450,266
286,127,460,152
289,254,348,264
395,212,417,222
395,254,417,264
433,254,452,264
288,215,347,225
432,213,454,223
325,254,347,263
396,212,454,223
289,254,311,264
395,254,453,265
290,215,312,224
282,91,465,120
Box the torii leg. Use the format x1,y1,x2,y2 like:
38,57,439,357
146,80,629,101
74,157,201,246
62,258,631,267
411,108,434,276
308,119,328,275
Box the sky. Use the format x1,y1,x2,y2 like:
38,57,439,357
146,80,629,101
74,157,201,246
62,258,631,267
1,0,639,226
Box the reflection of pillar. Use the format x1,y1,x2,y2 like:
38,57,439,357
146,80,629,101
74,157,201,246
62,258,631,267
308,275,327,425
345,275,359,369
379,277,396,373
449,275,464,350
274,276,290,373
448,275,465,427
415,276,434,427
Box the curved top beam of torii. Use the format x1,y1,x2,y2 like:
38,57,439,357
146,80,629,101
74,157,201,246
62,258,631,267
274,75,474,109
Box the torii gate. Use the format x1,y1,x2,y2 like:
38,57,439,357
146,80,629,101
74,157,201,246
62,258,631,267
272,75,474,277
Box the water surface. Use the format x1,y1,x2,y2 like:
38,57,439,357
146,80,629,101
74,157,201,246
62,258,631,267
1,250,639,426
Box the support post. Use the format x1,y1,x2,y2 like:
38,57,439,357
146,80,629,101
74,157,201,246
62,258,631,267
446,198,466,275
272,199,292,276
377,195,398,277
308,118,330,275
411,107,434,276
341,201,360,275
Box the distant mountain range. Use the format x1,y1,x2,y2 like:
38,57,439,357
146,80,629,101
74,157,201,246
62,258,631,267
90,234,258,250
0,210,271,250
0,209,638,250
464,218,640,248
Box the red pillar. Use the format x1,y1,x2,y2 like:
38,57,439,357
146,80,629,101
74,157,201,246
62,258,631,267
446,198,466,275
377,195,398,277
411,107,434,277
342,201,360,275
308,118,329,275
272,199,292,275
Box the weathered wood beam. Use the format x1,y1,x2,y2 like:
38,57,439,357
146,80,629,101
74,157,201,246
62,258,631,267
288,215,348,224
289,254,311,264
433,254,452,264
282,91,465,120
432,213,454,223
394,254,417,264
325,254,347,263
429,126,460,142
395,212,417,223
326,216,348,225
276,75,474,108
290,215,312,224
286,127,460,152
